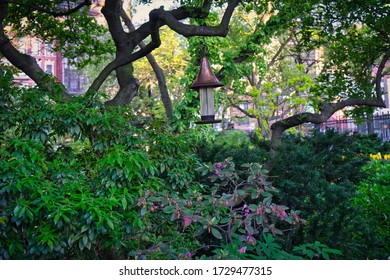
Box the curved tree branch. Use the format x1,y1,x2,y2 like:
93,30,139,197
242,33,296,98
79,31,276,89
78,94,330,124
0,0,71,99
131,0,213,44
101,0,127,46
269,49,390,155
375,49,390,100
88,0,239,93
120,7,172,118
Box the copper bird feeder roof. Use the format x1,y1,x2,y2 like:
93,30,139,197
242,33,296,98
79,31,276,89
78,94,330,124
190,55,223,89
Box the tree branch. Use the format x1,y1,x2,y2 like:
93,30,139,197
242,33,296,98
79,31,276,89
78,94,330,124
375,49,390,100
0,0,72,100
227,96,257,118
88,0,239,92
101,0,127,45
120,7,173,118
131,0,213,44
267,35,292,69
269,49,390,154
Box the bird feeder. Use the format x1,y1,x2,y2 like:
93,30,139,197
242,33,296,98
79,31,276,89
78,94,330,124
190,55,223,124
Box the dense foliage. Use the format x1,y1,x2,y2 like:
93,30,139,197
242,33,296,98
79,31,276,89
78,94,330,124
267,130,389,259
197,128,390,259
0,68,201,259
0,69,347,260
0,1,389,260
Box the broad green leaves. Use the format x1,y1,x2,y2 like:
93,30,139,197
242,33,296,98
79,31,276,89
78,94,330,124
5,0,113,67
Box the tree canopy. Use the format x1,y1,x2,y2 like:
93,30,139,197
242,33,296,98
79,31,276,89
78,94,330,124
0,0,389,151
1,0,389,261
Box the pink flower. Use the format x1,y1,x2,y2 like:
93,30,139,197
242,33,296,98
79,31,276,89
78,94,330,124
215,162,222,168
186,252,192,258
247,235,257,245
243,204,250,216
280,211,287,220
238,246,247,253
183,216,192,228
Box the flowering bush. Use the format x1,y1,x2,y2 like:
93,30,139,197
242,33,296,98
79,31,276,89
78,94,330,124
134,158,309,259
369,152,390,160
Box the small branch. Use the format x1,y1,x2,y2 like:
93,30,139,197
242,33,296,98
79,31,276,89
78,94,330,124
267,35,292,69
227,96,257,118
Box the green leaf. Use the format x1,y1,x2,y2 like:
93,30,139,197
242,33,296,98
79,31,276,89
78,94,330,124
78,239,84,251
13,205,19,217
81,225,89,233
106,218,114,230
47,239,54,249
321,251,330,260
16,206,26,219
85,241,91,250
54,213,60,225
140,207,147,216
9,244,15,255
88,229,94,241
194,228,205,236
220,217,231,224
83,235,88,247
121,197,127,210
211,227,223,239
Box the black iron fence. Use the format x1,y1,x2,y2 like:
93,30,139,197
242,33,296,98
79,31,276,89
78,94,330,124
321,113,390,141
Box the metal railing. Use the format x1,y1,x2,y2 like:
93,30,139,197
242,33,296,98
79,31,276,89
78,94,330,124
321,114,390,141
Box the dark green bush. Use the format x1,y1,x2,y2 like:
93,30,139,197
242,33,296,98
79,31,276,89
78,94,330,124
198,130,269,166
353,159,390,259
270,130,388,259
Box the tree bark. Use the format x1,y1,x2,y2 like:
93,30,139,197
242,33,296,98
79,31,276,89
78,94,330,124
1,0,239,109
119,7,173,118
89,0,239,95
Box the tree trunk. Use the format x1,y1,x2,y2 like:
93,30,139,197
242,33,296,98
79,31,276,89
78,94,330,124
144,53,173,118
105,62,140,106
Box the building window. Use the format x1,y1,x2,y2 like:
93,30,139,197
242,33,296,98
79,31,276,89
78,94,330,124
237,103,250,125
46,64,53,74
239,103,249,111
17,38,27,54
45,43,53,56
32,41,41,55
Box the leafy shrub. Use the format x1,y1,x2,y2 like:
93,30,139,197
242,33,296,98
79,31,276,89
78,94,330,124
353,159,390,259
133,158,342,260
146,124,203,191
0,72,351,260
270,129,388,259
0,76,159,259
0,73,208,259
198,130,269,166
